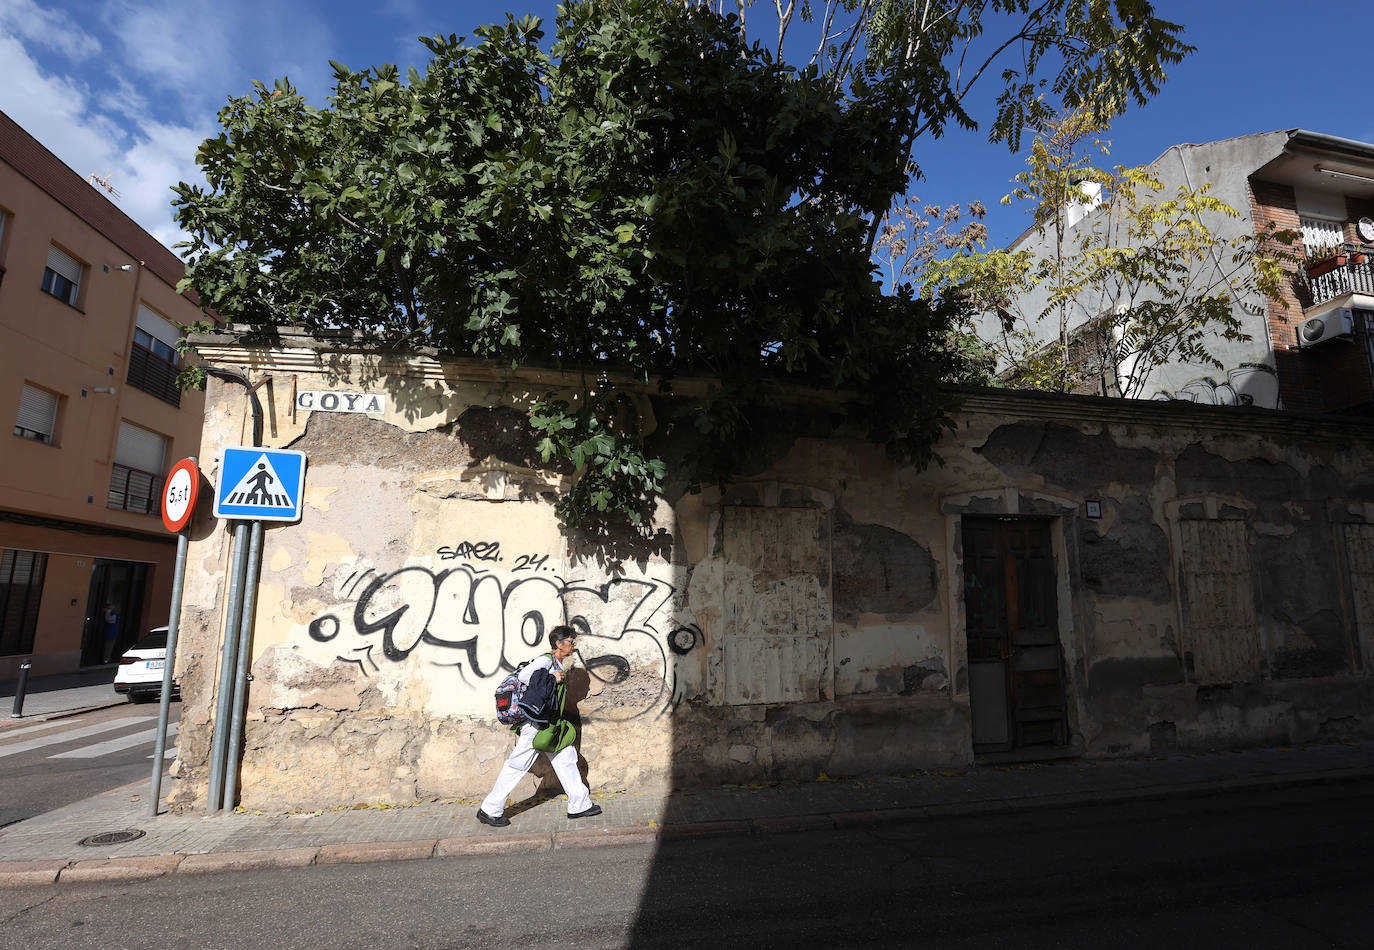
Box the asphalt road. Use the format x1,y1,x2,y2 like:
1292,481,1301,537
3,776,1371,949
0,702,180,828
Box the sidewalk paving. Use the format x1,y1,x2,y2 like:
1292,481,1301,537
1,667,126,720
2,687,1373,888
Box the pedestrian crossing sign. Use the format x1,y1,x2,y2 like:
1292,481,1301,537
213,447,307,522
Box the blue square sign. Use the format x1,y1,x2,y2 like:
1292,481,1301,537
214,447,307,522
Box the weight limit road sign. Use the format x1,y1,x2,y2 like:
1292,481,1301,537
162,458,201,532
213,447,306,522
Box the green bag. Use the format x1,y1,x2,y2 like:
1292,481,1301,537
532,678,576,753
533,718,576,753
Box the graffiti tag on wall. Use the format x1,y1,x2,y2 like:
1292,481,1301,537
1152,363,1279,410
308,544,701,718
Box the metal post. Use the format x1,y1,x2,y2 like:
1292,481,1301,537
222,519,263,811
206,521,249,815
149,519,191,817
9,659,32,718
201,367,264,816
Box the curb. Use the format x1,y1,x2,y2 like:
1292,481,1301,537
3,765,1372,888
46,700,128,721
0,698,128,728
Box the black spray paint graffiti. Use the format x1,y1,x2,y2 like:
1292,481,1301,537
309,562,702,719
1151,363,1279,410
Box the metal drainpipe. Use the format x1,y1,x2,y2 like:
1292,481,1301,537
203,366,263,815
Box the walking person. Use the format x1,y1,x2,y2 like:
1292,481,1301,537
100,604,121,663
478,625,601,826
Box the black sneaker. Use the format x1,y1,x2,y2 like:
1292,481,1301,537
568,804,603,819
476,809,510,827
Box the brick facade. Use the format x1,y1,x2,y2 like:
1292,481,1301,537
1249,177,1374,414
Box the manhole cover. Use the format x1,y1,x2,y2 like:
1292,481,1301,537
78,830,146,847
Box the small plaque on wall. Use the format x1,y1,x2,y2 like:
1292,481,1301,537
1085,500,1103,519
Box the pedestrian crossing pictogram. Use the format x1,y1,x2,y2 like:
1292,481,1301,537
214,447,307,522
223,457,291,507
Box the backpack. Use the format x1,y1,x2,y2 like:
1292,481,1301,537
494,654,552,726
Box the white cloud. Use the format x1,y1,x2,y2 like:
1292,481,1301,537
0,0,497,255
119,119,212,248
99,0,348,113
0,27,208,252
0,0,101,60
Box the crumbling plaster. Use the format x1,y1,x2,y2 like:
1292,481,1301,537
166,338,1374,812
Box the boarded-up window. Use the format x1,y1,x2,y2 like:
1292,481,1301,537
1179,519,1261,683
720,506,832,705
1345,523,1374,672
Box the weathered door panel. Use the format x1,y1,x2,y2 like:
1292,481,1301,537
722,506,832,705
962,519,1067,751
1178,519,1260,683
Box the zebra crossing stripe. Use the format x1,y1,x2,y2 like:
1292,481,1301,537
226,491,288,505
0,717,151,758
51,723,178,759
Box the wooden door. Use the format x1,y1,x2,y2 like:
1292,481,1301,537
962,519,1067,752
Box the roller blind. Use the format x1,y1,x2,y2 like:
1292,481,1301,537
16,385,58,440
136,304,181,350
114,421,166,474
45,245,82,284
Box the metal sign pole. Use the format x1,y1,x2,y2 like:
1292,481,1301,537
151,456,199,818
207,521,249,814
149,527,188,817
222,519,264,811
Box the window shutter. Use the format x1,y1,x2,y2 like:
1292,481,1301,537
16,385,58,439
115,421,167,474
45,245,83,284
136,304,181,350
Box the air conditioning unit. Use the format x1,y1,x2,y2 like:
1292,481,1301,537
1297,307,1354,347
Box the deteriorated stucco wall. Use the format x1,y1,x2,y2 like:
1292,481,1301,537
167,340,1374,812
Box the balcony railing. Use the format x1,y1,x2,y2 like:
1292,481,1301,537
126,343,182,407
108,463,162,515
1302,244,1374,308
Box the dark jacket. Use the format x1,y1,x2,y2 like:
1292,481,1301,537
517,667,559,727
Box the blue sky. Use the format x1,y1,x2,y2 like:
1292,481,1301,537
2,0,1368,255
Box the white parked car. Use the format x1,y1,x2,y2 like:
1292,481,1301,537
112,627,178,702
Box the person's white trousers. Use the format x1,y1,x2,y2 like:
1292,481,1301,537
480,723,591,817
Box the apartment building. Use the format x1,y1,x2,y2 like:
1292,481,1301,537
990,129,1374,413
1249,130,1374,414
0,110,206,678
